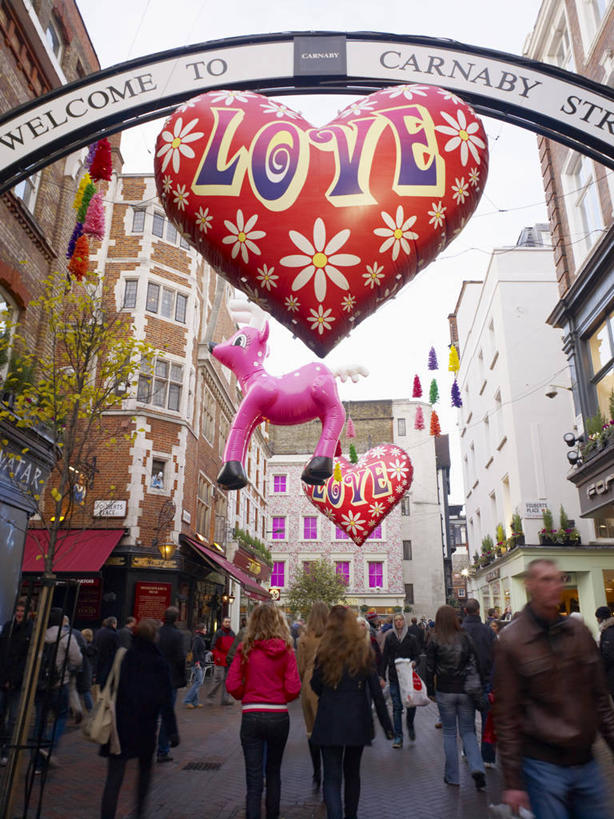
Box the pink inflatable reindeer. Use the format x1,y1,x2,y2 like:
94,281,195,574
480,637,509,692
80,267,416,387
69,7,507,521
209,301,367,490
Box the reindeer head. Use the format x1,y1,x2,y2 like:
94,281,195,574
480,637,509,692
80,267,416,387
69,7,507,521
208,300,270,378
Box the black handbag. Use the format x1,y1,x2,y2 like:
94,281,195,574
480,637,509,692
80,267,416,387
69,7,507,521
464,651,487,710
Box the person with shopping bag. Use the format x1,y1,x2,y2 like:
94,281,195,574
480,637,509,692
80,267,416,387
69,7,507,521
381,613,420,748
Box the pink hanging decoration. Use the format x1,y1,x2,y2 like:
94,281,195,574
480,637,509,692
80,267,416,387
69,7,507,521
83,193,105,240
412,375,422,398
414,405,425,430
346,417,356,439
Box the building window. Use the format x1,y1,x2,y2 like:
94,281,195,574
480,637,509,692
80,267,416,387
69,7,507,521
146,282,188,323
303,517,318,540
303,561,313,574
335,526,351,540
152,212,165,237
196,474,212,537
146,282,160,313
547,22,574,70
13,172,41,214
160,288,174,318
587,312,614,418
565,153,604,261
402,540,412,560
271,561,285,587
404,583,414,604
137,358,183,411
336,561,350,585
368,562,383,588
398,417,406,436
273,475,287,493
271,517,286,540
401,497,410,516
218,414,229,458
595,518,614,539
166,222,177,244
45,18,63,59
123,280,138,309
175,293,188,324
457,588,466,598
150,458,166,490
132,209,145,233
180,235,190,250
369,524,382,540
577,0,608,52
202,385,215,441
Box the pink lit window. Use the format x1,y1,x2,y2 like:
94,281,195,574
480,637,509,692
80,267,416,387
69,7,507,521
273,475,287,493
303,561,313,574
368,562,383,588
335,526,350,540
272,517,286,540
367,525,382,540
303,517,317,539
271,561,285,587
336,561,350,585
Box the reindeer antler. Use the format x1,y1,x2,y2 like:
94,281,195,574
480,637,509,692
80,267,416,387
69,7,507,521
229,298,267,330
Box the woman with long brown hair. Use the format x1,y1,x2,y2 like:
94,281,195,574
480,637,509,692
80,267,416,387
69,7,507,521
425,605,486,791
297,601,329,789
310,606,393,819
226,604,301,819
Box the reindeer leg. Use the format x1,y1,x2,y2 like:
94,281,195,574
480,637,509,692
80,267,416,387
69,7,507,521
302,377,346,485
217,400,259,490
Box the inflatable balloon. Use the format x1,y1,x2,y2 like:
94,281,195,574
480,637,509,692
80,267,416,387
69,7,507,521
303,445,413,546
209,300,368,490
154,85,488,357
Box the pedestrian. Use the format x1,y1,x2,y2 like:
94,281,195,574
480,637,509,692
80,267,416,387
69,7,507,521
64,616,85,724
117,616,136,649
425,604,486,791
382,612,420,748
380,615,393,633
495,559,614,819
183,623,208,709
356,616,383,676
77,628,96,713
297,601,329,789
462,598,497,768
94,617,119,689
486,608,497,624
100,618,179,819
596,605,614,698
207,616,235,706
156,606,185,763
226,603,301,819
0,599,32,765
502,605,512,621
226,616,248,670
407,616,425,651
310,606,393,819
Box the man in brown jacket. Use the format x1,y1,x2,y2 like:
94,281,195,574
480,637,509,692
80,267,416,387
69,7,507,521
494,558,614,818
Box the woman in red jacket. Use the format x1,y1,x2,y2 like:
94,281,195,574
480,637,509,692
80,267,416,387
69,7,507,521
226,604,301,819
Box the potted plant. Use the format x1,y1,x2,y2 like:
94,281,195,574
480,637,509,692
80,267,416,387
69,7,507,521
556,505,581,546
508,511,525,548
496,523,507,556
539,507,557,544
481,534,495,565
472,551,480,568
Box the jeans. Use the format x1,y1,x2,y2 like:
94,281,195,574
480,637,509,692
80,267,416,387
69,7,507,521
522,757,610,819
183,665,204,705
0,688,20,755
100,754,153,818
389,681,416,742
321,745,364,819
82,690,94,713
479,687,496,764
34,684,69,759
436,691,484,784
157,688,177,756
207,665,232,704
240,711,289,819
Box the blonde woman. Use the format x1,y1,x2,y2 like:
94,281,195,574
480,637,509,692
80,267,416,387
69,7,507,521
226,604,301,819
297,601,329,788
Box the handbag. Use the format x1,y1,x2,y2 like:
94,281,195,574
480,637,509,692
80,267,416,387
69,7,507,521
82,647,126,753
463,651,487,710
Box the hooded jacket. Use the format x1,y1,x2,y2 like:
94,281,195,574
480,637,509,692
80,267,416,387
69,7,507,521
45,625,82,687
599,616,614,696
0,616,32,688
226,638,301,711
211,626,235,667
382,625,419,685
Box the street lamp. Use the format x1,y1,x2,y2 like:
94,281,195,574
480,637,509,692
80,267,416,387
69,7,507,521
158,542,176,560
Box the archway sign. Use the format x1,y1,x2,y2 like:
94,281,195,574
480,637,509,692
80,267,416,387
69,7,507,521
0,31,613,194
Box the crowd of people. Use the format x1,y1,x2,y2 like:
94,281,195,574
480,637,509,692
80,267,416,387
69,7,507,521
1,557,614,818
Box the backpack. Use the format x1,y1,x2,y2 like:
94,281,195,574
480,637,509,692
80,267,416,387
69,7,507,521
37,640,60,692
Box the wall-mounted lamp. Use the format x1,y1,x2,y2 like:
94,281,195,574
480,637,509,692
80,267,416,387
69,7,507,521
563,431,584,467
545,384,573,399
158,542,176,560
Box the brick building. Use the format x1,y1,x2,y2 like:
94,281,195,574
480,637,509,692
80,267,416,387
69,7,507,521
523,1,614,539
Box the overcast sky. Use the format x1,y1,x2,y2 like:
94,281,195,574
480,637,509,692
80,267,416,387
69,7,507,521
76,0,552,503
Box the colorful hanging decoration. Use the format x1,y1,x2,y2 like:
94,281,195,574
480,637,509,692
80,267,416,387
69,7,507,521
451,380,463,408
346,417,356,439
83,193,105,240
76,180,97,223
414,405,424,430
68,234,90,281
428,347,438,370
430,409,441,437
412,375,422,398
333,461,343,482
429,378,439,405
448,344,460,374
72,172,91,212
349,443,358,464
66,222,84,259
89,138,113,182
84,142,98,169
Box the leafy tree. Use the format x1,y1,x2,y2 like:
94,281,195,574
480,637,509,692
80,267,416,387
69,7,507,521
287,558,346,617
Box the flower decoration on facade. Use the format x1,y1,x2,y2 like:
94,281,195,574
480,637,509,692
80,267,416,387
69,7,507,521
209,89,257,106
172,184,189,212
308,304,335,335
256,264,278,290
427,201,447,229
374,206,419,261
196,206,213,233
435,109,486,166
451,177,469,204
222,210,265,263
340,510,366,534
156,117,205,174
281,217,360,302
362,261,385,288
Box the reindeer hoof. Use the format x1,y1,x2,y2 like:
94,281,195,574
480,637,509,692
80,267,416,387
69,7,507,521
217,461,248,490
302,456,333,485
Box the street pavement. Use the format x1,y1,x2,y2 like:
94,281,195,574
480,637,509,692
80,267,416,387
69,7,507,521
8,681,614,818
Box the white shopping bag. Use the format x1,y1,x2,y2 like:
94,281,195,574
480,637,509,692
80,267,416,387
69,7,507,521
394,658,429,707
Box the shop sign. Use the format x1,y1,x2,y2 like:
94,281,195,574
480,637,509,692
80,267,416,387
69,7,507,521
576,463,614,517
486,567,500,582
75,577,101,620
268,587,281,601
93,499,126,518
233,547,272,582
182,509,191,524
104,555,126,566
132,555,177,569
133,581,171,621
523,501,549,519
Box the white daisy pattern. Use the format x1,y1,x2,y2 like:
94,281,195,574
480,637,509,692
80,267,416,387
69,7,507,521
209,89,257,106
173,184,189,211
385,84,429,101
437,89,465,104
451,177,469,205
161,175,173,197
427,201,447,229
396,484,406,496
242,283,270,312
222,210,265,263
374,206,419,261
281,217,360,302
256,264,278,290
341,294,356,313
370,445,388,458
340,510,365,534
308,305,335,335
388,457,410,481
435,109,486,166
196,206,213,234
468,167,480,188
284,295,300,313
322,507,337,521
156,117,205,174
260,101,301,119
363,261,385,289
369,501,386,518
176,99,197,114
338,99,376,119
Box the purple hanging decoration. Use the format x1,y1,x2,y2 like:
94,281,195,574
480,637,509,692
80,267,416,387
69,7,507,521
67,222,84,258
451,380,463,408
428,346,438,370
85,142,98,169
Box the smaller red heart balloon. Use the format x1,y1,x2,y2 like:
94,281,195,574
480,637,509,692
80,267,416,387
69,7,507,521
303,445,413,546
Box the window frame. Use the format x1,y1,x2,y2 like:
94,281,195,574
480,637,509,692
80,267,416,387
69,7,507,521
271,516,287,541
270,560,286,588
397,417,406,436
131,208,145,233
152,212,165,238
122,279,138,310
302,516,319,541
272,474,288,494
149,457,168,493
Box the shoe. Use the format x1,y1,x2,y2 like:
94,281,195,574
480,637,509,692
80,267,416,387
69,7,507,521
157,753,173,763
392,739,402,749
38,749,59,769
435,722,442,729
185,703,195,709
444,778,460,786
472,771,486,791
221,700,234,706
484,762,497,769
408,726,416,741
196,703,204,708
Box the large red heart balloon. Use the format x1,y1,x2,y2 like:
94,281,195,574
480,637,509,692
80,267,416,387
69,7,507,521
302,445,413,546
154,86,488,356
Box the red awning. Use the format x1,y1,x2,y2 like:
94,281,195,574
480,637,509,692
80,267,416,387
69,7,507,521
22,529,124,573
181,535,270,601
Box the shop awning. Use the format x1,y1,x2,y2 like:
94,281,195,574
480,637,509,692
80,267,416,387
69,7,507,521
22,529,124,573
180,535,271,601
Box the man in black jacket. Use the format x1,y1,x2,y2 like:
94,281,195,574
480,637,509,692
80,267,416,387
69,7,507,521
462,598,496,766
382,613,420,748
156,607,186,762
0,600,31,764
94,616,119,689
182,624,208,709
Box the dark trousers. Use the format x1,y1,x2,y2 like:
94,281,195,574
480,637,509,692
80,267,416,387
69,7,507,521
0,688,20,755
157,688,177,756
321,745,364,819
240,711,289,819
308,737,322,779
100,754,153,819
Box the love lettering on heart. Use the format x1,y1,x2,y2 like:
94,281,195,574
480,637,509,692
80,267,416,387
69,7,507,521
155,85,488,357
